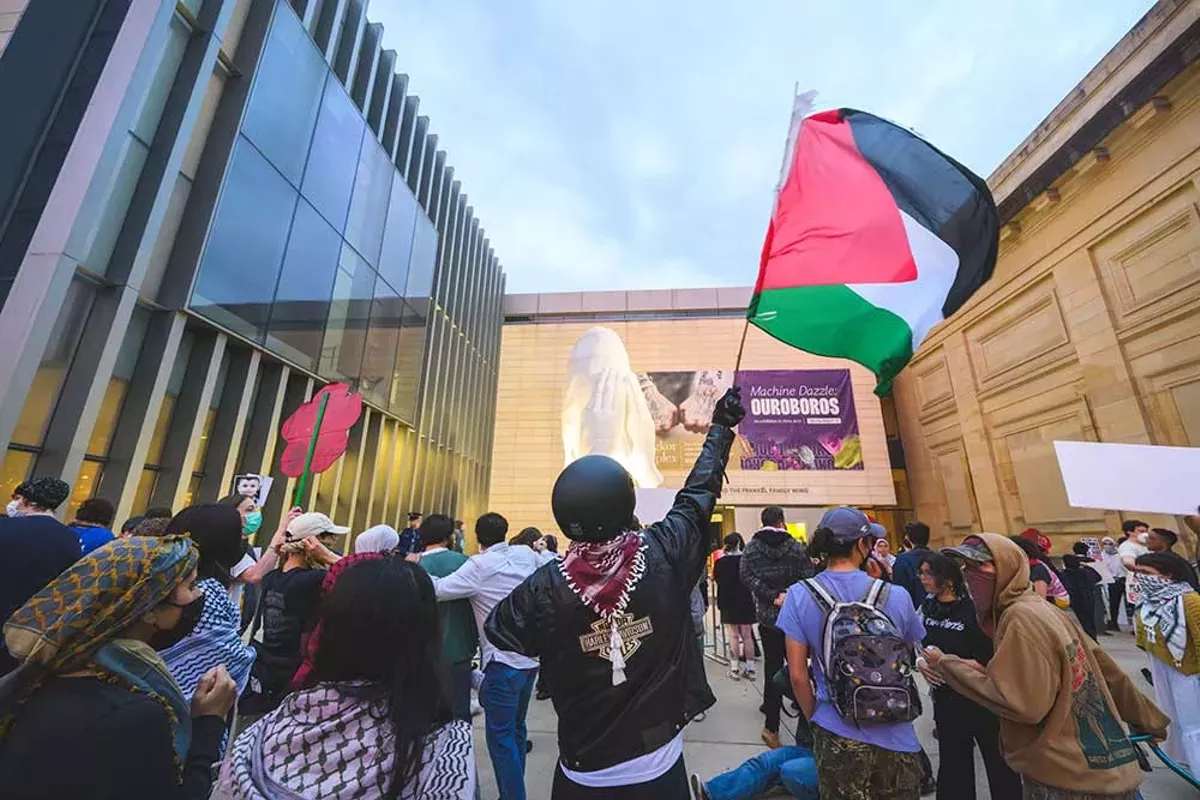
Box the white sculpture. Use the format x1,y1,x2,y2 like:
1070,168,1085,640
562,327,664,488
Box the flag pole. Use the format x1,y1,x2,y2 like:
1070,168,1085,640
733,318,750,383
293,392,329,508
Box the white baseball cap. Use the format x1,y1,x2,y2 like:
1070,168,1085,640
286,512,351,541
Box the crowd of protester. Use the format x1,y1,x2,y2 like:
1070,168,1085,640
1,399,1198,798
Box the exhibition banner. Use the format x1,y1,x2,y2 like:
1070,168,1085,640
638,368,861,471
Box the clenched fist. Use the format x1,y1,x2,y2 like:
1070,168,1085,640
711,387,746,429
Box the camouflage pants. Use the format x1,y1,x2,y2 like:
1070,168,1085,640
812,725,921,800
1022,779,1138,800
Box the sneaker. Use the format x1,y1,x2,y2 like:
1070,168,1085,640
728,665,741,681
761,729,782,749
690,773,710,800
743,664,756,680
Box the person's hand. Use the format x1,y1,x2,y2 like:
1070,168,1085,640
916,657,944,687
405,552,421,564
302,537,340,565
271,507,303,549
191,665,236,719
774,591,788,608
923,646,945,667
711,387,746,429
638,373,679,434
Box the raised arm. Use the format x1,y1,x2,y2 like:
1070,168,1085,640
643,388,744,583
485,573,547,658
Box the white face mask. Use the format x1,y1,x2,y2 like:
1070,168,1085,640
6,500,22,518
1138,532,1150,545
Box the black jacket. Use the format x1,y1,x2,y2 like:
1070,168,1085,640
893,546,932,610
0,516,81,675
713,552,755,624
485,425,734,773
0,675,224,798
739,527,814,627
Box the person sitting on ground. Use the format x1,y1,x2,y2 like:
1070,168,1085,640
415,514,478,721
217,557,476,799
930,534,1169,800
486,388,745,798
1133,551,1200,772
0,476,80,677
0,536,236,799
916,552,1021,800
690,743,817,800
355,524,400,554
68,497,117,555
240,512,344,714
159,504,257,752
777,507,926,799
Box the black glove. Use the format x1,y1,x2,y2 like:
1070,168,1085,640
711,387,746,429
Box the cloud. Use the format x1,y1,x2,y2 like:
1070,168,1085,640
368,0,1156,293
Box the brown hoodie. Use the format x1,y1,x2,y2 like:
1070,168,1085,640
938,533,1169,794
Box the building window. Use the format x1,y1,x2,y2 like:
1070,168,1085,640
301,74,364,233
265,197,340,370
318,243,373,384
378,166,417,295
344,132,392,266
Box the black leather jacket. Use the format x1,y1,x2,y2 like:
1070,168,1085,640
485,425,734,773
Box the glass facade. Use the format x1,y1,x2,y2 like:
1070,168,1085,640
0,0,503,538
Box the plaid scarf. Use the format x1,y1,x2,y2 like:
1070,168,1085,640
560,532,647,685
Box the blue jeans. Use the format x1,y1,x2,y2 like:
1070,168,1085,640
704,746,819,800
481,661,537,800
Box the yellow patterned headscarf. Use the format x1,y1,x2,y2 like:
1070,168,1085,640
1,536,199,767
4,535,198,672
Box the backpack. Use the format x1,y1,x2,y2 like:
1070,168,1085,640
802,577,921,725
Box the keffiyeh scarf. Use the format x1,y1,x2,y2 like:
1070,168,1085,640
216,683,475,799
560,531,647,685
1139,574,1193,666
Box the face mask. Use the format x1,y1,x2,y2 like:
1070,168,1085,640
149,593,205,651
1138,532,1150,545
1103,543,1117,554
963,569,997,637
243,510,263,536
6,500,21,518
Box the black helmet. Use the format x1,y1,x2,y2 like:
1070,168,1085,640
552,455,636,541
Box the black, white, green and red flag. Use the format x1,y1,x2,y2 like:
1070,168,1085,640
748,104,999,395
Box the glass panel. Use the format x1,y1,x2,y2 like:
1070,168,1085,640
85,136,148,276
10,279,95,446
131,14,190,144
344,133,391,266
142,173,191,300
318,244,373,384
146,395,176,465
64,461,102,522
379,172,417,295
241,2,325,184
192,137,297,341
132,469,158,515
405,212,437,314
181,68,225,179
301,75,364,233
265,198,340,370
389,302,426,424
360,274,402,408
86,307,149,457
0,450,35,502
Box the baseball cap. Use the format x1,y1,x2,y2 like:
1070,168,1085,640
817,507,875,544
942,535,993,564
286,512,351,541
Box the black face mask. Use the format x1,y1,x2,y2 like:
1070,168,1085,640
149,593,205,651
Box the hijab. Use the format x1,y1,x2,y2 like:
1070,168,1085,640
355,525,400,554
1,536,198,770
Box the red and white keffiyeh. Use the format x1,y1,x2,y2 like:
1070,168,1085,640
560,531,647,686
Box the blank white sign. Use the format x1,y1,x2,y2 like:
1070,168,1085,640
635,488,677,527
1054,440,1200,516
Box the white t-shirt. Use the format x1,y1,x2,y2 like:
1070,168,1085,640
559,732,683,788
228,550,259,607
1118,539,1148,605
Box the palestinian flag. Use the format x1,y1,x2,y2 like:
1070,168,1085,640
748,106,998,396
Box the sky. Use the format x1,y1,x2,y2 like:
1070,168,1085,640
368,0,1156,295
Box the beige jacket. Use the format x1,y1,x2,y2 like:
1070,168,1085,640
938,533,1169,794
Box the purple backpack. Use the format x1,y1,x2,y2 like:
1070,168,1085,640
803,577,921,725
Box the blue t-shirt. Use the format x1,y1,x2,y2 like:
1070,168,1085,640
776,569,924,752
69,524,113,556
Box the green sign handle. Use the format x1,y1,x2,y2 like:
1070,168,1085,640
292,391,329,508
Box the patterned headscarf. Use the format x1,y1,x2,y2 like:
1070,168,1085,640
1,536,199,768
